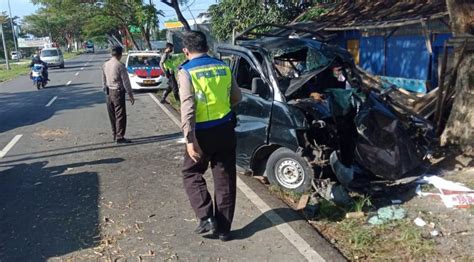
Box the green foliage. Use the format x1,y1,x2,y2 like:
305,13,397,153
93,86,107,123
82,15,120,40
209,0,301,41
351,195,373,213
0,64,30,83
0,12,20,59
26,0,165,50
23,1,93,46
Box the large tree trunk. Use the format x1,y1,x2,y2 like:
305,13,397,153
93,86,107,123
441,0,474,154
124,26,140,50
141,25,153,50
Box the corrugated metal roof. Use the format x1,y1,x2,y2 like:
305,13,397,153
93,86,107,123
293,0,448,31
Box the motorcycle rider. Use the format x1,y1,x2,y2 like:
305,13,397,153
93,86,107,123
29,53,50,82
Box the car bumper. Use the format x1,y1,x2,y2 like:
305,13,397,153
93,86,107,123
130,76,168,90
45,62,63,66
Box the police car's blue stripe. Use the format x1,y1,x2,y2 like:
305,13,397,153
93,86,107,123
195,112,233,130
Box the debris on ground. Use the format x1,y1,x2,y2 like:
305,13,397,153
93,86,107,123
417,175,474,208
34,127,69,141
368,206,406,225
296,194,310,210
313,179,353,206
345,211,364,219
414,217,427,227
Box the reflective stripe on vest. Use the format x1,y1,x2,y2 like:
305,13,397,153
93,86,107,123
185,60,232,126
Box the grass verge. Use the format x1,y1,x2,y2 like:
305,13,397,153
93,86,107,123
302,193,436,260
0,64,30,83
156,90,180,109
313,216,436,260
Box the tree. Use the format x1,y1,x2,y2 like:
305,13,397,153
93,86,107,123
25,1,94,49
161,0,191,31
0,12,19,59
28,0,166,50
133,1,164,49
440,0,474,154
209,0,301,41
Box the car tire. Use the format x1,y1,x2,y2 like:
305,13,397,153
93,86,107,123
60,63,65,69
265,147,313,193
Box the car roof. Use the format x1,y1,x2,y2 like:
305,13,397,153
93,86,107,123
41,48,60,51
238,37,324,51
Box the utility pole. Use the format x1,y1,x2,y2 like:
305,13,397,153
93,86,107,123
1,25,11,70
7,0,18,55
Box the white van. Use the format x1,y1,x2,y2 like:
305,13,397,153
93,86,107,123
40,48,65,68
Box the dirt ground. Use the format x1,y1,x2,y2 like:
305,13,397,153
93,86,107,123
265,147,474,261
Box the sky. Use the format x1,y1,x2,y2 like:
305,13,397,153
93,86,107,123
1,0,217,27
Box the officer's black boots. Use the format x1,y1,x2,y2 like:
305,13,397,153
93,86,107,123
194,217,217,235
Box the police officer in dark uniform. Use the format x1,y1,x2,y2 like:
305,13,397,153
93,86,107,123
102,45,135,144
177,31,241,241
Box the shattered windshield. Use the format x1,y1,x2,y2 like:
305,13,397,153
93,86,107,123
270,43,330,79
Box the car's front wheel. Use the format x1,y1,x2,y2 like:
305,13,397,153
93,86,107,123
266,147,313,193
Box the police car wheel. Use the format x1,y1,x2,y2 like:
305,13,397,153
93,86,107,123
266,147,313,194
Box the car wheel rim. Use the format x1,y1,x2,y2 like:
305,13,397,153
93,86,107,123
275,158,305,189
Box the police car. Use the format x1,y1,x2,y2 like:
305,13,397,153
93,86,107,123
125,51,168,90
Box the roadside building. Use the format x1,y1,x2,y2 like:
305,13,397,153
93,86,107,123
293,0,452,93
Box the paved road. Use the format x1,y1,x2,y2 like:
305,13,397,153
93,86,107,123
0,52,344,261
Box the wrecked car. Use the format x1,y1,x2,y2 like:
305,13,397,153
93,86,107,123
217,24,433,194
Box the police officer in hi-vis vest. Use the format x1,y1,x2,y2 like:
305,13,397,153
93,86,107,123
177,31,241,241
159,42,180,103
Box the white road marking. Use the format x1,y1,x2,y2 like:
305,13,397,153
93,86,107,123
45,96,58,107
66,80,71,86
236,179,325,261
176,138,186,144
149,93,325,262
0,135,23,159
75,72,79,76
80,67,84,70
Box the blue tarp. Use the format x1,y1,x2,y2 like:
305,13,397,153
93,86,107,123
386,35,430,80
360,36,385,75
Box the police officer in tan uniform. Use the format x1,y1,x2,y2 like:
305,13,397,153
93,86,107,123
102,45,135,144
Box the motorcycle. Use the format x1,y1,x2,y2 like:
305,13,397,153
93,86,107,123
31,64,47,90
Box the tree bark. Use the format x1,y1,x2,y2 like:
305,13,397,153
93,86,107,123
124,26,140,50
161,0,192,31
441,0,474,154
141,25,152,50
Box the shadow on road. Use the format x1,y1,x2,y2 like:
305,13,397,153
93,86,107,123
0,133,183,166
231,207,305,240
0,86,103,133
0,157,123,261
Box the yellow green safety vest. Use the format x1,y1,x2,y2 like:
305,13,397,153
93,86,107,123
181,55,232,129
163,53,186,73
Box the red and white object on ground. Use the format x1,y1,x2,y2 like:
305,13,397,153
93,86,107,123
417,176,474,208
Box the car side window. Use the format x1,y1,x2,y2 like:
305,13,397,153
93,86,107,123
235,57,261,91
58,49,62,55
